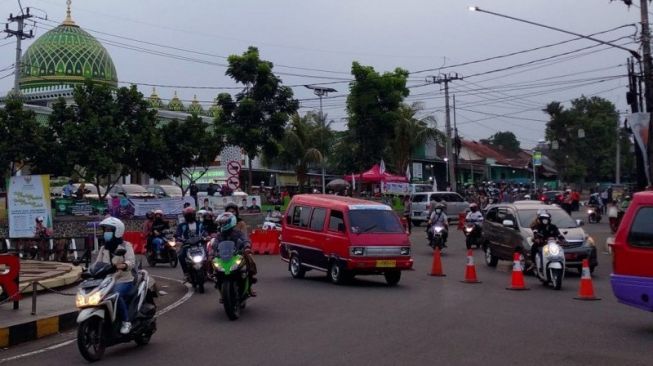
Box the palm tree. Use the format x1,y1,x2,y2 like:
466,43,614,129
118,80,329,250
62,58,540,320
392,103,445,176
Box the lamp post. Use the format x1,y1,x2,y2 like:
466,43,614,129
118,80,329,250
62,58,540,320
305,85,337,194
444,158,449,187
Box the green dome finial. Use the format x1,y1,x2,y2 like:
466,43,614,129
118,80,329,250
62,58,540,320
63,0,75,26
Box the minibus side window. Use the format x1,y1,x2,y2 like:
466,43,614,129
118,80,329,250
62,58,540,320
310,208,327,231
628,207,653,248
290,206,312,228
328,210,346,233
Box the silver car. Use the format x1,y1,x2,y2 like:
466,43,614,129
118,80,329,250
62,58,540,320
410,192,470,225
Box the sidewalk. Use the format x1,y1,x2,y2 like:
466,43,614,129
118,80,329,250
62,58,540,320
0,260,82,348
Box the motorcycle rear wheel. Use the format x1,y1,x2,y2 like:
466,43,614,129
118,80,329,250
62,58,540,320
134,322,155,346
77,317,105,362
169,254,178,268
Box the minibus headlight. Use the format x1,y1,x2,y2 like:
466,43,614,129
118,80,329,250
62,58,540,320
351,247,365,256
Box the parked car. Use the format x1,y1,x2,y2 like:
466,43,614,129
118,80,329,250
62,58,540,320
109,184,155,199
280,194,413,285
610,191,653,312
482,201,597,272
146,184,182,198
410,192,470,226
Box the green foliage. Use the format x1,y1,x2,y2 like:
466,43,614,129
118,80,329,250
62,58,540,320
544,96,627,183
216,46,299,189
346,62,410,170
0,96,45,180
160,115,223,195
391,102,443,174
483,131,521,152
38,82,165,198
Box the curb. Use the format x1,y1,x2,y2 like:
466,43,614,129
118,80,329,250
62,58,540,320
0,310,78,348
20,266,82,294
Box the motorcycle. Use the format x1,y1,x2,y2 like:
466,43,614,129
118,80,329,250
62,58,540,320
75,255,157,362
586,205,602,224
262,215,282,231
428,224,446,250
212,240,251,320
464,223,483,250
533,237,565,290
184,236,207,294
146,231,178,268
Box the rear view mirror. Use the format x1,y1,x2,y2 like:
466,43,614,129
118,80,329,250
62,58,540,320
576,219,584,227
502,219,515,228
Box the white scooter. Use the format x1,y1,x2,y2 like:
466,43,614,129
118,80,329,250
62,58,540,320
533,236,565,290
75,252,157,362
262,215,282,231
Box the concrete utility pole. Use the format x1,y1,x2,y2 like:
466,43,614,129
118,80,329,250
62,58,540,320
304,85,337,193
639,0,653,187
4,7,34,94
427,73,462,192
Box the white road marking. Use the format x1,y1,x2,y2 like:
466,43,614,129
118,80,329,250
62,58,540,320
0,276,193,364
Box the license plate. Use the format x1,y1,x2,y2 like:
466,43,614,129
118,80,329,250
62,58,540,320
376,260,396,268
413,211,422,216
565,253,577,260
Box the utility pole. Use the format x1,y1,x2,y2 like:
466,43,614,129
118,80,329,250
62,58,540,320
304,85,336,193
640,0,653,187
4,7,34,94
427,73,462,192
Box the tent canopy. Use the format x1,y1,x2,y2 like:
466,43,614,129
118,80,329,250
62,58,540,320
345,164,408,183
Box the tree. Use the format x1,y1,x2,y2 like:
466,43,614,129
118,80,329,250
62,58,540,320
271,112,334,192
38,82,166,199
0,96,46,181
346,62,409,170
544,96,622,183
391,103,444,175
483,131,521,152
215,46,299,190
160,115,223,196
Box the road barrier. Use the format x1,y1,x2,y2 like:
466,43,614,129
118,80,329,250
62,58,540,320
428,247,446,277
250,229,280,255
0,254,21,309
506,252,529,291
575,259,601,301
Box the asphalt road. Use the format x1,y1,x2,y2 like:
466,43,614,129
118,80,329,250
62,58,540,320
1,216,652,366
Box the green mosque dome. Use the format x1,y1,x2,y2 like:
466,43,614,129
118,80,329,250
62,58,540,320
18,5,118,92
148,87,163,109
167,91,185,111
187,95,204,115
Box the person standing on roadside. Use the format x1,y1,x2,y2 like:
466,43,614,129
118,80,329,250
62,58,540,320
403,196,412,234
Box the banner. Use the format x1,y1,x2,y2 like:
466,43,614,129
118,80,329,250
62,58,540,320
627,113,651,184
533,151,542,166
412,163,423,179
131,195,263,216
202,195,262,213
383,183,409,195
8,175,52,238
131,196,195,217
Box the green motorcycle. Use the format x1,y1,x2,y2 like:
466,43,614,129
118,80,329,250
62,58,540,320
212,240,251,320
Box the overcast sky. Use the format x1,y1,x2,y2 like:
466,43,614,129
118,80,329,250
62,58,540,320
0,0,643,148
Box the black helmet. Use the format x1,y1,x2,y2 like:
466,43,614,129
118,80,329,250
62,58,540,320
224,203,239,216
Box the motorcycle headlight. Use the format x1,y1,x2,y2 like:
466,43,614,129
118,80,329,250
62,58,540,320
76,291,102,308
168,240,176,247
587,209,594,214
192,255,203,264
464,226,473,233
230,258,243,271
549,245,561,256
435,226,444,233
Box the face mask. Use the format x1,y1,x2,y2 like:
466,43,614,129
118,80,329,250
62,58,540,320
542,219,549,225
435,209,442,214
103,232,114,242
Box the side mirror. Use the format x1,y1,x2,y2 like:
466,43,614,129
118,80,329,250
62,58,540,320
114,248,127,256
576,219,584,227
502,219,515,228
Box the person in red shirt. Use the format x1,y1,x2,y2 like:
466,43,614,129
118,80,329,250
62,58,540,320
571,190,581,211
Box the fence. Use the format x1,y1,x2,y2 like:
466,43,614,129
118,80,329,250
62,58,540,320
0,236,98,267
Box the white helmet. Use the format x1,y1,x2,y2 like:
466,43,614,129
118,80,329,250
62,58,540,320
99,217,125,239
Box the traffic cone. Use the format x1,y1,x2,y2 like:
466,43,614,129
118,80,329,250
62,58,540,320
506,252,529,291
574,259,601,301
428,247,446,277
461,249,481,283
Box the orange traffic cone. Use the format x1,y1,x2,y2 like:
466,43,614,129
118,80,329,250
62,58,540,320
506,252,529,291
574,259,601,301
428,247,446,277
461,249,481,283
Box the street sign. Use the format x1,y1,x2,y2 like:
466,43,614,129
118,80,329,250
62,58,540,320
533,151,542,166
227,161,241,176
227,176,240,190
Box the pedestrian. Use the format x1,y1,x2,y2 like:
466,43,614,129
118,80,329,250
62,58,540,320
63,179,75,198
76,181,86,200
571,189,580,211
189,182,199,206
207,182,216,197
403,196,412,234
600,189,609,214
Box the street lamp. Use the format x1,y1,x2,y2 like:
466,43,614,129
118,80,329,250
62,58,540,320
444,158,449,186
304,85,337,195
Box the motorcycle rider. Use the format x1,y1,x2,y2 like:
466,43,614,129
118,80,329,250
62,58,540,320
149,209,170,259
177,207,204,280
427,202,448,247
201,211,218,236
214,212,257,297
529,211,565,271
95,217,136,335
224,202,249,235
465,203,484,227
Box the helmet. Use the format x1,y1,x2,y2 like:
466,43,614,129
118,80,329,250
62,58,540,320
145,210,154,219
224,203,239,215
217,212,237,232
434,202,445,210
35,216,44,223
536,209,548,216
197,209,207,217
99,217,125,238
154,209,164,216
537,212,551,224
183,207,196,215
469,203,478,211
